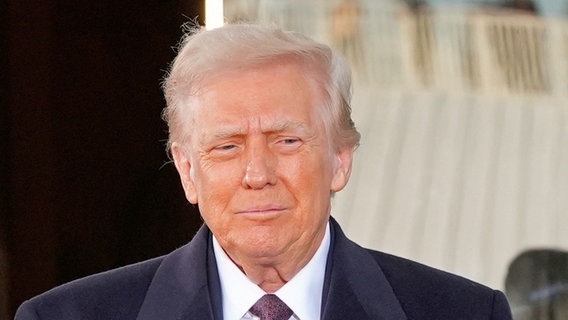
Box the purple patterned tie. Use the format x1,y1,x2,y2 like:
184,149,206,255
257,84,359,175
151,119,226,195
249,294,293,320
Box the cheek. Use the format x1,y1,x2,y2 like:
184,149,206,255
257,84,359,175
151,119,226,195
194,163,242,213
279,158,315,191
281,153,334,205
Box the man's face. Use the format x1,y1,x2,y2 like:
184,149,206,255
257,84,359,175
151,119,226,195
172,61,353,267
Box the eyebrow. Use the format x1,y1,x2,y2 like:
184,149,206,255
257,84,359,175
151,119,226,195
201,119,313,145
266,119,312,135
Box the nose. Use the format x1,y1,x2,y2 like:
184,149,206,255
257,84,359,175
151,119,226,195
242,139,277,189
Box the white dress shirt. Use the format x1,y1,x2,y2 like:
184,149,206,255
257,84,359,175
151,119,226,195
212,222,331,320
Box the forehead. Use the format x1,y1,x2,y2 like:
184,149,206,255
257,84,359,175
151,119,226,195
194,62,323,115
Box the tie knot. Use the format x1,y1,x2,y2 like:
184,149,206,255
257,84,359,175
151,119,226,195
249,294,293,320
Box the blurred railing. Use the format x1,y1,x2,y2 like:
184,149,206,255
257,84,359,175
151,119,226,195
392,7,568,96
230,1,568,96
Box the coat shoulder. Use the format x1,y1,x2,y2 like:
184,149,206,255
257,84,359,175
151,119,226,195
366,249,512,319
15,256,164,320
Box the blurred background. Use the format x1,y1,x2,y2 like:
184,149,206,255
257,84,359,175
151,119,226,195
2,0,568,319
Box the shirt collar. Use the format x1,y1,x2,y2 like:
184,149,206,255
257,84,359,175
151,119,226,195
213,222,331,320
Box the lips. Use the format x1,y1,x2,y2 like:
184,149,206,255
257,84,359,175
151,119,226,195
236,206,286,216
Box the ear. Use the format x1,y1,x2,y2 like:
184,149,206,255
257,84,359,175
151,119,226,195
171,142,198,204
330,146,355,192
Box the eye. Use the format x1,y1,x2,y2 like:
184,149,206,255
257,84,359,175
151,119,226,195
217,144,237,151
210,143,240,157
282,138,299,144
275,137,302,151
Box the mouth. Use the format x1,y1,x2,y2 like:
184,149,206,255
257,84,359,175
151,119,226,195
236,206,286,218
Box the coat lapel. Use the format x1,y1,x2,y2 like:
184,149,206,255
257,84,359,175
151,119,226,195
322,219,408,320
135,219,407,320
136,225,217,320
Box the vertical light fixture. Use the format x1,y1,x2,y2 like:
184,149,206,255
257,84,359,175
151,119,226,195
206,0,224,29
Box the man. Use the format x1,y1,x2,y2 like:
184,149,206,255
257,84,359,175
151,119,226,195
16,23,512,319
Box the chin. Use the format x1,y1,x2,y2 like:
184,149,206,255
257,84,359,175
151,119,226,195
240,238,286,259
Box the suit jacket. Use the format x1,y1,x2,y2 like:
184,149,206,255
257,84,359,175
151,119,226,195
15,218,512,319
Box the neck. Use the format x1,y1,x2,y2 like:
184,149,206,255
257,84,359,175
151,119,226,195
226,230,326,293
241,265,293,293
